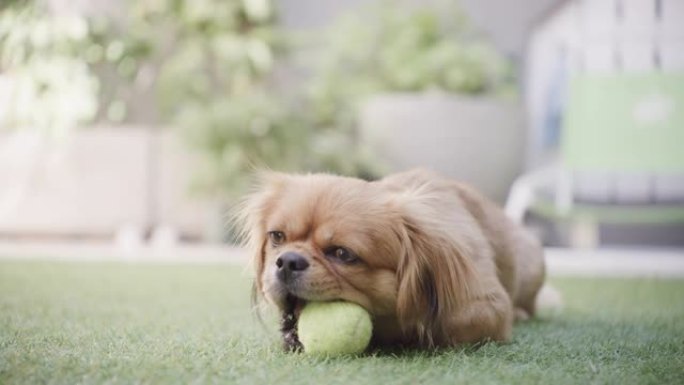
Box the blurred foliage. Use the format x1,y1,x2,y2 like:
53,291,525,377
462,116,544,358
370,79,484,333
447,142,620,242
0,2,98,136
0,0,324,198
0,0,514,198
88,0,311,197
306,0,514,136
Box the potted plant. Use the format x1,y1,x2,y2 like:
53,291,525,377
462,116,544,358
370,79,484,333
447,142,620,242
306,1,522,202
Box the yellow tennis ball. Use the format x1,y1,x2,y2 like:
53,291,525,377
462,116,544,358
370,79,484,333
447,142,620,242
298,301,372,356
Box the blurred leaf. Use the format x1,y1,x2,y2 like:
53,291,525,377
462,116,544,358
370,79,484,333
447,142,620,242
0,2,98,136
242,0,272,23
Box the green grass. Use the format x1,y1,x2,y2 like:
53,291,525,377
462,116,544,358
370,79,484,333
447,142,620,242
1,261,683,385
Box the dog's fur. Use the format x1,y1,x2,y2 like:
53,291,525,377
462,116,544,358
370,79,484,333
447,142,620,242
239,169,545,349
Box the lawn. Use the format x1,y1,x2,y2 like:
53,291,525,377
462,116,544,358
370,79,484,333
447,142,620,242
0,261,682,385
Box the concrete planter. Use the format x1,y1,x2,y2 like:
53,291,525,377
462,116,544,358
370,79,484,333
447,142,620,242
359,93,525,203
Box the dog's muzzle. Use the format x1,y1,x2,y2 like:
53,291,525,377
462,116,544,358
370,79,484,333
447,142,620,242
275,251,310,283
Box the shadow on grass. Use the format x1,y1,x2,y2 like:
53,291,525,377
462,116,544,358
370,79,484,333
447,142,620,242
364,340,489,359
362,315,562,359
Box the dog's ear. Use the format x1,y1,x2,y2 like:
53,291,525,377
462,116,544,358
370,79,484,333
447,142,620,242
393,188,481,347
234,171,288,296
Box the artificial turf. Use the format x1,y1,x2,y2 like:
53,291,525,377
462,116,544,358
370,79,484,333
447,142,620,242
0,260,682,384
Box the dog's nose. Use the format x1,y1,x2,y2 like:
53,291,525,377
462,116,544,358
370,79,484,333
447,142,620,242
276,252,309,281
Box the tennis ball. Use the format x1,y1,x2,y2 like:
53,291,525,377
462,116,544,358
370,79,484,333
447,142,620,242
298,301,372,356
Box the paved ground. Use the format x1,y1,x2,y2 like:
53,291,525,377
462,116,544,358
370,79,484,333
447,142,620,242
544,247,684,278
0,241,683,277
0,241,243,264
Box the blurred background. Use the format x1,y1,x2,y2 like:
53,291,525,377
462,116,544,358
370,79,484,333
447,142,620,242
0,0,683,265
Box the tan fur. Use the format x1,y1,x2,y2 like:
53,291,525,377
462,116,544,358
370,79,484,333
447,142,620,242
239,169,545,348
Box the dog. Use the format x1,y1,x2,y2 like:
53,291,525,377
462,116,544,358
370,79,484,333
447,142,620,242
238,168,545,350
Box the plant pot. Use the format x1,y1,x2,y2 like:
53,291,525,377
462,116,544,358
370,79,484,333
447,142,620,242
359,93,526,203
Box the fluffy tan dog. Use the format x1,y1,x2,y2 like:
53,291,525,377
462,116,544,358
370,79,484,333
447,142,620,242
239,169,545,350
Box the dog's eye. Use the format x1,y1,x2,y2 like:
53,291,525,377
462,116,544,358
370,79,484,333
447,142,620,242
328,247,358,264
268,231,286,245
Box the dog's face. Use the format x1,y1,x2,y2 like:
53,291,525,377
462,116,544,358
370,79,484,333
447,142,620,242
242,173,403,318
239,171,479,347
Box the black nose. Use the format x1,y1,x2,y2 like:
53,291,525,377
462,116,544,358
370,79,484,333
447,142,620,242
276,252,309,281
